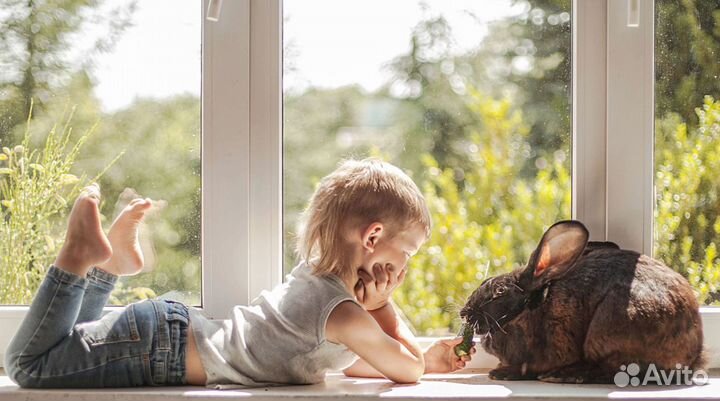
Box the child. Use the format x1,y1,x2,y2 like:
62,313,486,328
5,158,475,388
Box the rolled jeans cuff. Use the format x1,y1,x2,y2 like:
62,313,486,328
46,265,88,289
87,267,119,290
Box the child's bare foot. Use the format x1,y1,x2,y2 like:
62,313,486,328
110,188,163,272
54,184,113,277
98,197,153,276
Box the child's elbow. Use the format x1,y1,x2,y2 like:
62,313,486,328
389,362,424,384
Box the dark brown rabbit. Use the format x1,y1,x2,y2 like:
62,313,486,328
460,220,705,384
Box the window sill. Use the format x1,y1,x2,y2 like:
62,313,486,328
1,370,718,401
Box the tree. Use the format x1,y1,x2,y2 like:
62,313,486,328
25,89,203,304
385,16,480,176
383,2,573,180
283,86,378,270
655,0,720,127
495,0,720,148
0,0,136,142
655,96,720,305
395,91,570,334
487,0,571,171
0,1,203,305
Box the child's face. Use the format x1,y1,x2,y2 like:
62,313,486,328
361,223,426,278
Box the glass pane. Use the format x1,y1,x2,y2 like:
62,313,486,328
283,0,572,335
654,0,720,306
0,0,201,306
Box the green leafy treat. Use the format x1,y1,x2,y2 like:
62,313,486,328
454,323,475,357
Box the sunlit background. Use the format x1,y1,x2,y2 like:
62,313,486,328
0,0,201,306
283,0,572,334
0,0,718,337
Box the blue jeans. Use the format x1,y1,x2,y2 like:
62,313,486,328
4,266,189,388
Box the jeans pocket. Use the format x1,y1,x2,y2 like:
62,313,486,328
76,304,141,346
165,310,189,325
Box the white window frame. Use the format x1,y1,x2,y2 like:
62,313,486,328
201,0,282,318
582,0,719,369
0,0,718,370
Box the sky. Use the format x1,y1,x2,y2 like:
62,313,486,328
283,0,522,93
87,0,521,112
88,0,201,112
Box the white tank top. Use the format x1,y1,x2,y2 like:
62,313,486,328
188,261,360,388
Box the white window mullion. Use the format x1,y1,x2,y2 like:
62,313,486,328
606,0,719,369
572,0,608,240
606,0,654,254
249,0,283,300
202,0,252,318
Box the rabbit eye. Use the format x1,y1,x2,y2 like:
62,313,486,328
493,284,506,298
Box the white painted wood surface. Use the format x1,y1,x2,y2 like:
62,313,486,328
0,371,718,401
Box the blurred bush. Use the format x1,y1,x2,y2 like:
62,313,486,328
655,96,720,305
0,105,120,304
394,92,570,334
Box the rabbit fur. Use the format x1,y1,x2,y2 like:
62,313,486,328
460,220,705,384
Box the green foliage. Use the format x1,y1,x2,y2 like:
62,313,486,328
655,0,720,127
283,1,720,335
283,87,384,268
394,92,571,335
2,0,719,336
12,70,203,304
386,16,481,174
655,96,720,305
0,98,190,305
0,105,117,304
0,0,136,140
3,67,202,303
76,96,202,302
108,282,157,306
485,0,573,164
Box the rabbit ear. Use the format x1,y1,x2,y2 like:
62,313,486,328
521,220,589,290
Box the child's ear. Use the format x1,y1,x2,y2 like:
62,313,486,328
362,222,384,253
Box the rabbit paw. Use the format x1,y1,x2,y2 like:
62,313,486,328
489,364,536,381
538,373,587,384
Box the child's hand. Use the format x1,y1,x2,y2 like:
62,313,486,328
423,337,476,374
354,263,406,311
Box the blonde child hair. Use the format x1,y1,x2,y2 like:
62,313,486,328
297,158,432,280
